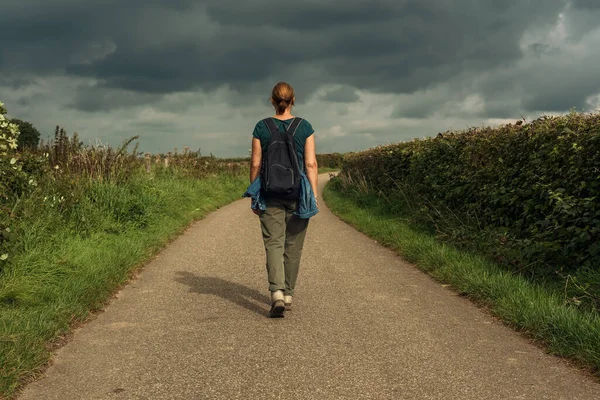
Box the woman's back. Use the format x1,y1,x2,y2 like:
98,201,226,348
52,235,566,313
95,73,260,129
252,117,315,171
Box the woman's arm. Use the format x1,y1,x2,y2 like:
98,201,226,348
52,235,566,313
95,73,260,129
250,137,262,183
304,134,319,203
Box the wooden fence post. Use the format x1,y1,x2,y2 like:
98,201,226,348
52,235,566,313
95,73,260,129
145,153,151,173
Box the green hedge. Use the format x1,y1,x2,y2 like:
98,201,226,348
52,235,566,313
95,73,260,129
341,112,600,281
316,153,345,169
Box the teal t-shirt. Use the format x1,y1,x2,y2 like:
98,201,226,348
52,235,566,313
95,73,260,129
252,117,314,170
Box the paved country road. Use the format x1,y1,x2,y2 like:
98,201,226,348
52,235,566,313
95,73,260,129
19,174,599,400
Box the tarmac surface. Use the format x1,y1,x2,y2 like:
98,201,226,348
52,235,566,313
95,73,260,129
19,174,600,399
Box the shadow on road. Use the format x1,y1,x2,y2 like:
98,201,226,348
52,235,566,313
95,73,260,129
175,272,270,317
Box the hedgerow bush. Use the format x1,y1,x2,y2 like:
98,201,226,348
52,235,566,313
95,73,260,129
0,102,248,272
0,102,29,201
316,153,345,169
340,112,600,308
1,102,31,265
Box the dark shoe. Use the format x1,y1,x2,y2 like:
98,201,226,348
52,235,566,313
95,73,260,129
270,299,285,318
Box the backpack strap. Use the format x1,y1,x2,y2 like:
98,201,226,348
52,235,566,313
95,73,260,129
287,117,303,136
263,118,279,136
263,117,303,136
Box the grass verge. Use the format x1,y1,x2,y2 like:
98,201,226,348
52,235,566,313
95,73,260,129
0,172,247,397
318,167,340,174
324,179,600,376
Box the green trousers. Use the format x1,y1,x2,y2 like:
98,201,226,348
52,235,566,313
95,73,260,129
259,197,310,296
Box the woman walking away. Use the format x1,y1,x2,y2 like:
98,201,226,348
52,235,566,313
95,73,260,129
245,81,319,318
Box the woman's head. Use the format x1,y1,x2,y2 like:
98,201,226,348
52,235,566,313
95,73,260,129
270,82,295,114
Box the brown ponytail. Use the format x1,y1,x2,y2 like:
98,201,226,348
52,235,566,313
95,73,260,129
270,82,295,114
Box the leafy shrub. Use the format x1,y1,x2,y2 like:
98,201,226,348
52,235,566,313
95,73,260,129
0,101,27,201
317,153,345,169
0,102,20,157
10,118,40,149
340,112,600,297
1,101,31,265
0,115,249,272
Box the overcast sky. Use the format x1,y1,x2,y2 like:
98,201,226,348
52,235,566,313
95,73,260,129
1,0,599,157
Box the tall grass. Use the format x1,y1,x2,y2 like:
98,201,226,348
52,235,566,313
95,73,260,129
0,121,249,397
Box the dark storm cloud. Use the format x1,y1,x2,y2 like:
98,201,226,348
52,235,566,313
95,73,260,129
571,0,600,10
68,85,162,112
475,34,600,116
319,87,360,103
561,1,600,42
1,0,574,113
0,75,35,90
523,80,593,113
392,96,440,119
204,0,568,95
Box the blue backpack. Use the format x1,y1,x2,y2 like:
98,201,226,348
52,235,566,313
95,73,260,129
261,117,303,199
